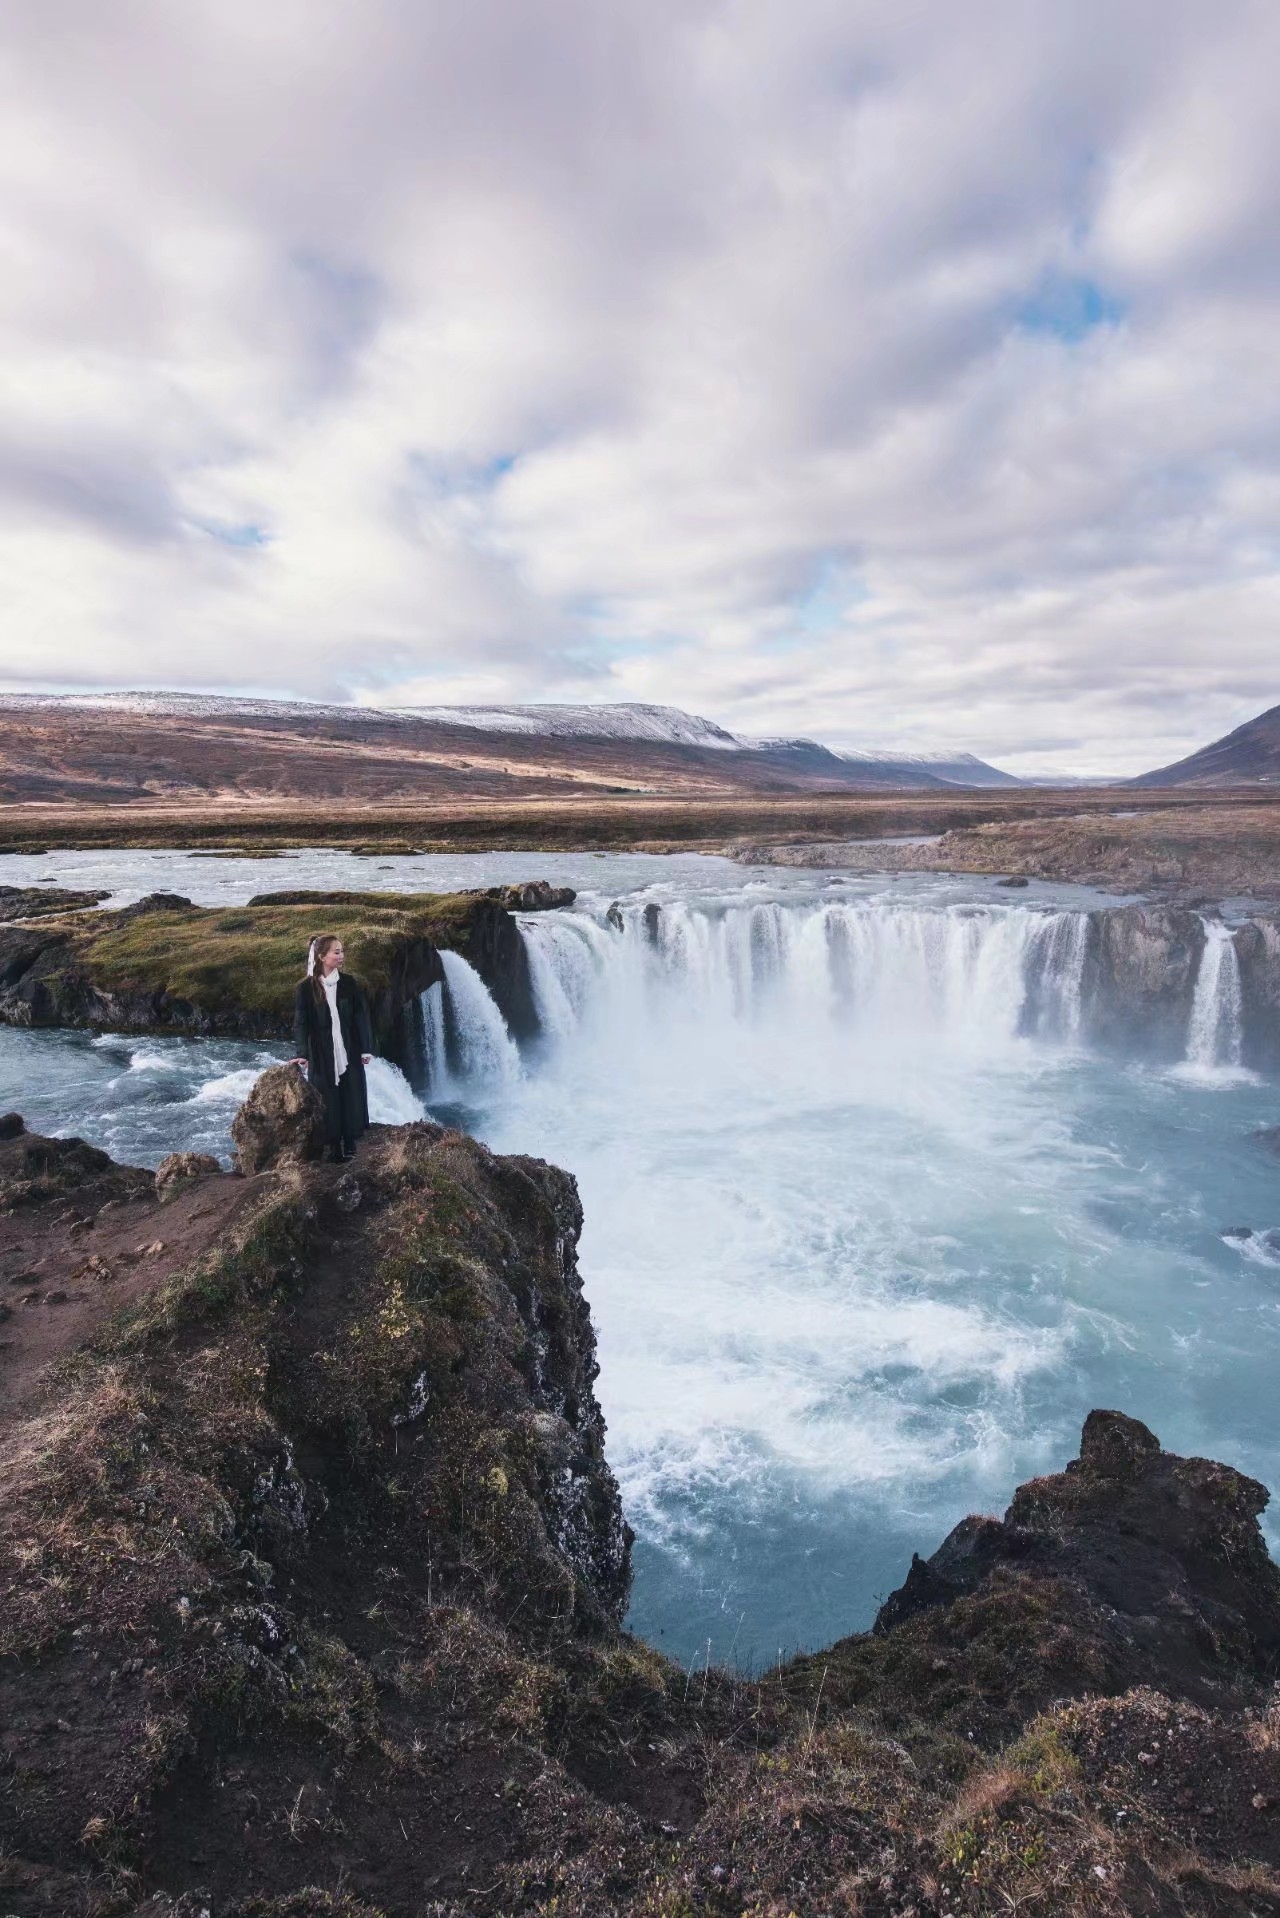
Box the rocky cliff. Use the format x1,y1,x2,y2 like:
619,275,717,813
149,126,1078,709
1077,905,1208,1060
1,1104,1278,1917
1074,904,1280,1071
0,887,546,1067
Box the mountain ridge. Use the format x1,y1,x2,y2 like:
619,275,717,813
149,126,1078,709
0,691,1020,800
1134,699,1280,786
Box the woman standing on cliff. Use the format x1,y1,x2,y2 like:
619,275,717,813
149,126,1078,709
292,933,374,1162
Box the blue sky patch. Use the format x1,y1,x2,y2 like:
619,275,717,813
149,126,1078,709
1015,273,1125,342
199,520,269,548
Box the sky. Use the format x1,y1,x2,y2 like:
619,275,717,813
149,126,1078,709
2,2,1280,776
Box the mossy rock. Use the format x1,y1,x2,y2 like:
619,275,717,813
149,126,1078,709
0,887,537,1047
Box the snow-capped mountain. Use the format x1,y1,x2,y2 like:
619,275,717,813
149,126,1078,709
0,690,1022,792
395,701,742,749
833,747,1021,788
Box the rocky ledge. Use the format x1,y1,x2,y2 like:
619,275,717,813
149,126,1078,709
0,883,568,1064
1,1100,1278,1916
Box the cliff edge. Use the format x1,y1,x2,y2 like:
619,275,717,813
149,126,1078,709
1,1106,1277,1917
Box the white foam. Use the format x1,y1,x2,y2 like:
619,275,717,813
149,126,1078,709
365,1056,426,1124
191,1066,263,1104
439,950,522,1088
1185,920,1246,1073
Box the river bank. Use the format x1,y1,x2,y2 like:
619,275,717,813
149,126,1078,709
0,785,1254,858
736,800,1280,904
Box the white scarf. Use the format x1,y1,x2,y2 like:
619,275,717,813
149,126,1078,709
320,969,349,1079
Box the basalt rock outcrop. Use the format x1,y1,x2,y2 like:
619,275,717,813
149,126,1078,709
492,880,578,913
1078,904,1207,1059
1235,912,1280,1075
153,1149,222,1203
874,1408,1280,1697
1069,904,1280,1070
1,1108,1278,1916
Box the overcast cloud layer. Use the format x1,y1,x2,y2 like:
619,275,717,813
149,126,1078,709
2,1,1280,774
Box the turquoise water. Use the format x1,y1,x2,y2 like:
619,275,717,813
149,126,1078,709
1,850,1277,1667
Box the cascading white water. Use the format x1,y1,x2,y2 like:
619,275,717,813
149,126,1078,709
474,886,1277,1663
436,950,522,1089
417,979,449,1095
517,898,1092,1054
1185,920,1245,1072
364,1056,427,1124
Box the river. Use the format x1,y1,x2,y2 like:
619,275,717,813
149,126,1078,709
1,846,1277,1669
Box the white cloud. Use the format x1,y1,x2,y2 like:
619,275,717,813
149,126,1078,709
1,0,1279,773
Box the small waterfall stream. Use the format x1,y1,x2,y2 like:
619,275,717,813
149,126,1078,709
1184,920,1245,1072
428,950,523,1094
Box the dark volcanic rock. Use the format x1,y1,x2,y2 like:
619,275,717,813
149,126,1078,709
0,883,110,918
463,892,540,1040
230,1062,326,1172
492,880,577,912
0,1112,635,1915
1,1112,1279,1916
0,1111,23,1139
995,874,1030,887
0,1129,153,1211
1080,905,1206,1058
114,890,194,920
1234,913,1280,1075
875,1409,1280,1700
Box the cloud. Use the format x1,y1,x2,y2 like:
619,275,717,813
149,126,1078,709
1,0,1279,772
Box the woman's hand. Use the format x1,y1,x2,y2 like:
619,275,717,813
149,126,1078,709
362,1053,373,1064
291,1057,307,1069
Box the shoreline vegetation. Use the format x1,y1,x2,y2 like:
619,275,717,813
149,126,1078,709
0,1101,1277,1916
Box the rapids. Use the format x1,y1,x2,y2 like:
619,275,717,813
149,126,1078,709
1,848,1277,1666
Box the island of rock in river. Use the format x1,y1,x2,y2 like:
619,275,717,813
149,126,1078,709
0,884,567,1062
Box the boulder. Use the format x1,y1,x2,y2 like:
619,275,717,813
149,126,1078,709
1073,1406,1162,1480
154,1150,223,1203
0,1111,23,1139
493,881,577,912
230,1064,326,1174
114,892,194,921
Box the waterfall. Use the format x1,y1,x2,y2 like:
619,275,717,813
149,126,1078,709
516,899,1092,1053
364,1056,427,1124
1185,921,1244,1071
438,950,522,1089
416,979,449,1095
1020,911,1089,1042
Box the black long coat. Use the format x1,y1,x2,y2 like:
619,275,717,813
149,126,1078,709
293,973,374,1143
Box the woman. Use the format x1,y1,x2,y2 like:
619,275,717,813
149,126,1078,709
292,933,374,1161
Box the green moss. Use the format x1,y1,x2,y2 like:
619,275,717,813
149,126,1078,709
1005,1719,1082,1795
65,891,484,1022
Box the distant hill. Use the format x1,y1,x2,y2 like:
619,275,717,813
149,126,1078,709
1134,701,1280,786
0,693,1021,803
